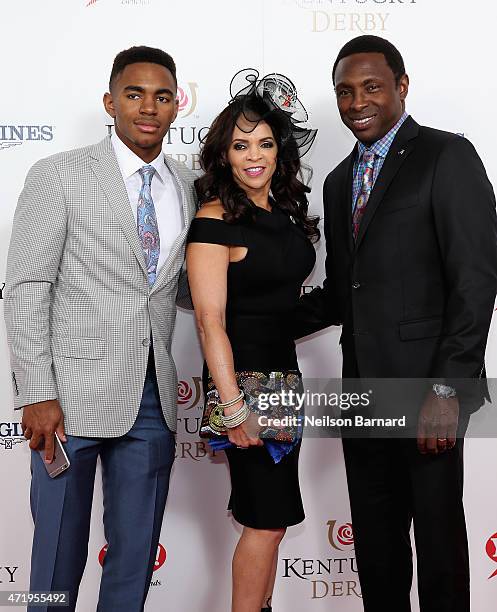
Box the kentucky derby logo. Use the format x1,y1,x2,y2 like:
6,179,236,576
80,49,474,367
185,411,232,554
99,543,167,571
486,533,497,579
177,377,202,410
0,422,26,450
176,83,198,118
327,519,354,551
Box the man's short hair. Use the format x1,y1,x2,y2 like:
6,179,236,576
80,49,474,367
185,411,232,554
109,45,177,90
332,35,406,85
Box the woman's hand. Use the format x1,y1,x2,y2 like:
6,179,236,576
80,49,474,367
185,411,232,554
225,401,263,449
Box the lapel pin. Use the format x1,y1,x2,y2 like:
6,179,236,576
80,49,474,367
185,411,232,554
398,149,405,156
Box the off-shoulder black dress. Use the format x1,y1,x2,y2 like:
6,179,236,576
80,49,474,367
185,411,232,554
187,205,316,528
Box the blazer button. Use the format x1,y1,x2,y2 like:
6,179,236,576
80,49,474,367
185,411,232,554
142,338,151,347
352,281,361,289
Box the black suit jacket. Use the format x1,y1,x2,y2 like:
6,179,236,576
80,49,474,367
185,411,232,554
298,117,497,399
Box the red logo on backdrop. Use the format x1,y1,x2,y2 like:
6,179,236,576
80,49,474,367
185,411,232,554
176,83,198,118
99,543,167,571
486,533,497,579
176,87,189,112
177,381,193,404
327,520,354,551
86,0,98,6
177,377,202,409
154,543,167,570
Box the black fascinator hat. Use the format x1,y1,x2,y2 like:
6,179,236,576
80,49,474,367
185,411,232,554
194,67,320,241
227,68,317,159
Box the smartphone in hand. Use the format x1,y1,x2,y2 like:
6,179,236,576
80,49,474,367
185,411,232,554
38,432,70,478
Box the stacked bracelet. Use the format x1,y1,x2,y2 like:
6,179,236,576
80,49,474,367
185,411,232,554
222,401,250,429
217,389,244,410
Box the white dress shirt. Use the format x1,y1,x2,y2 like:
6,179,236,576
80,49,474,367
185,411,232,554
111,133,184,272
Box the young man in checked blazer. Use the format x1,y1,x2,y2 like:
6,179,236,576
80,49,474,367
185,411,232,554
297,36,497,611
4,46,196,612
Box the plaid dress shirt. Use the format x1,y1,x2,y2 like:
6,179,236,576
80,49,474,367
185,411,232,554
352,112,409,212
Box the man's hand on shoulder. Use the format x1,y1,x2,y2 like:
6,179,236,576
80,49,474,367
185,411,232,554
417,391,459,455
22,400,66,463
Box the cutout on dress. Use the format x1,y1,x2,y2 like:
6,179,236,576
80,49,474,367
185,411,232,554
229,246,248,263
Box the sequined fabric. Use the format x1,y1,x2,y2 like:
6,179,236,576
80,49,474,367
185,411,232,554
201,370,303,442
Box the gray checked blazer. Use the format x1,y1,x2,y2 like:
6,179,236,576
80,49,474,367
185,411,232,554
4,136,197,436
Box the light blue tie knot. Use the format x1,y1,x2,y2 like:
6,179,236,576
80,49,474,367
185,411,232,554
139,165,156,187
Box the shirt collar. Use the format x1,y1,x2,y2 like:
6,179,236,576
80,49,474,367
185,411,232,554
111,132,168,184
357,112,409,160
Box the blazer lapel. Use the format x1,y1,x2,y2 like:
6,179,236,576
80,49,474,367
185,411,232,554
354,117,420,251
89,137,148,275
343,148,356,254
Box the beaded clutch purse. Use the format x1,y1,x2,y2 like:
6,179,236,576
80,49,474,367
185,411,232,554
200,370,303,443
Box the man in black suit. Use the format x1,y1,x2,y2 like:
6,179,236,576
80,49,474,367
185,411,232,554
299,36,497,611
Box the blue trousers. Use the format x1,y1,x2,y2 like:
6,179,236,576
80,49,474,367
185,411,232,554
28,354,175,612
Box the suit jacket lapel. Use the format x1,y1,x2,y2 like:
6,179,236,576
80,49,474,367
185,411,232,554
354,117,420,251
343,147,356,254
89,137,148,275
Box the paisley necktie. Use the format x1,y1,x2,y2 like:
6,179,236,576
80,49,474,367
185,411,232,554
137,165,160,285
352,151,376,241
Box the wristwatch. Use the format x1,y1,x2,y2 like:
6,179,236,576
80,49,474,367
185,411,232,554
432,383,457,399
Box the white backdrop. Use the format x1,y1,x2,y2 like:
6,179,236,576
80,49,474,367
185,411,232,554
1,1,497,610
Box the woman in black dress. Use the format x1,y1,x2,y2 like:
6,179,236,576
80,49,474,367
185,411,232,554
186,70,319,612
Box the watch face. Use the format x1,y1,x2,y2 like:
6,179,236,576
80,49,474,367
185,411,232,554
433,384,456,399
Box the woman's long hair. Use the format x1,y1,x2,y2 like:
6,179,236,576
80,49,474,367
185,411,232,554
194,95,320,242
